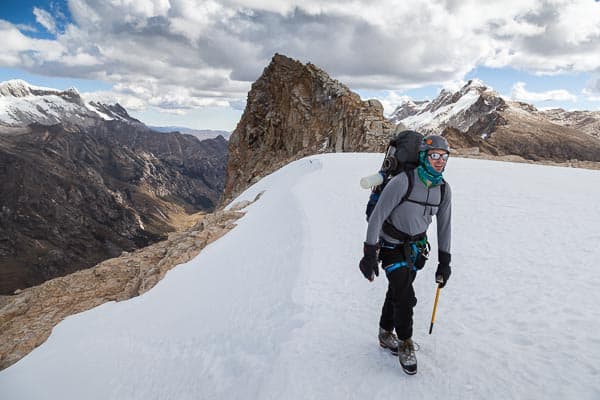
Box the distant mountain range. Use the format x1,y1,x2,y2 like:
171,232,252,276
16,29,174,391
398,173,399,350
150,126,231,141
0,79,228,294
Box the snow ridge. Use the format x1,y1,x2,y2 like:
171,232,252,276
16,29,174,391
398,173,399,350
1,153,599,399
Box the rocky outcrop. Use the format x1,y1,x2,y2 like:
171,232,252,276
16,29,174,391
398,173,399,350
0,121,228,294
223,54,394,202
0,196,258,371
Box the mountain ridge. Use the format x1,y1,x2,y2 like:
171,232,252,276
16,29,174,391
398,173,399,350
0,79,140,127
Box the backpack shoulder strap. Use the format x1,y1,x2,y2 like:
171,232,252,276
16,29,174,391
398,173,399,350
400,170,414,205
384,170,414,223
440,179,446,204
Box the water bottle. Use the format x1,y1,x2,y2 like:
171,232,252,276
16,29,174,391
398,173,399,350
360,172,384,189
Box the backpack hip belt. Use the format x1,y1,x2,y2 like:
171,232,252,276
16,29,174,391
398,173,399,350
382,221,426,243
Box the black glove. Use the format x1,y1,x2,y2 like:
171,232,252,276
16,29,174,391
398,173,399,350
359,242,379,281
435,251,451,288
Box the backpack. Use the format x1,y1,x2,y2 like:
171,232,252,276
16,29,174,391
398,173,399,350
365,130,445,221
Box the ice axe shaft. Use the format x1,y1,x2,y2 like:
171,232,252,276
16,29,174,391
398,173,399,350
429,284,442,334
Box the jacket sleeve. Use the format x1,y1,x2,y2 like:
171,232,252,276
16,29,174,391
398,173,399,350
365,174,409,245
436,182,452,254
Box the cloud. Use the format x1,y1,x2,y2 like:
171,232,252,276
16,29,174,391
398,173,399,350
511,82,577,103
583,74,600,100
15,24,38,33
33,7,58,34
3,0,600,115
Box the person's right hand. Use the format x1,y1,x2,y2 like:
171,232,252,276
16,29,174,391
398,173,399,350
359,243,379,281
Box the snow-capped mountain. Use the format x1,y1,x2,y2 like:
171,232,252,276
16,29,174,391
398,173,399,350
389,79,600,164
390,79,506,139
0,79,140,127
388,99,429,124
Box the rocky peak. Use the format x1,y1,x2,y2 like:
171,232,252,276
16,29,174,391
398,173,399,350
223,53,394,202
0,79,84,104
389,99,430,124
0,79,35,97
88,101,141,123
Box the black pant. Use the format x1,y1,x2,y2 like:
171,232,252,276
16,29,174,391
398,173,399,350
378,248,418,340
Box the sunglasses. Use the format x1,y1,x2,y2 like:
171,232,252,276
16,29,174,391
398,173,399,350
428,152,449,161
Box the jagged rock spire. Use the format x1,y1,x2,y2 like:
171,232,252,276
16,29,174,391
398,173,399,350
223,53,394,202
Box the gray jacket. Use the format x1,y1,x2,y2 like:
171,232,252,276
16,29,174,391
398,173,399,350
365,169,452,253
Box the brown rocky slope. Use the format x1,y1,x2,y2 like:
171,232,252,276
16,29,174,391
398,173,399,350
0,121,228,294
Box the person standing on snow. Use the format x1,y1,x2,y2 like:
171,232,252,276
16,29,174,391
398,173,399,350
358,134,453,375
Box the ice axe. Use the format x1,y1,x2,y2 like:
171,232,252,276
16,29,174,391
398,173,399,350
428,283,442,334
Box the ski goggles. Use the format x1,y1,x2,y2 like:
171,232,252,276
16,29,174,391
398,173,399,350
428,152,449,161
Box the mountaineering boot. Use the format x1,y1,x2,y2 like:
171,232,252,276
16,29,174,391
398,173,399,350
378,327,399,355
398,338,417,375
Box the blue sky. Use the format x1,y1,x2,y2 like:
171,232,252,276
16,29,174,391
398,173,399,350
1,1,599,131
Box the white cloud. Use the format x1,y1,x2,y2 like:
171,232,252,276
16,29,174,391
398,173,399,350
582,74,600,101
33,7,58,34
511,82,577,103
0,21,65,65
15,23,38,33
4,0,600,116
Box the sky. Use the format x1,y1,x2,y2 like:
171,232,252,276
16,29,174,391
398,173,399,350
1,153,599,398
1,0,600,131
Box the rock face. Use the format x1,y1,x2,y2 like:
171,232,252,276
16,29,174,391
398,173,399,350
223,54,394,202
0,82,228,295
391,79,600,163
0,198,256,370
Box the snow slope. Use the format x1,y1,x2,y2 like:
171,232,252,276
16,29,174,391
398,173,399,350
1,154,599,399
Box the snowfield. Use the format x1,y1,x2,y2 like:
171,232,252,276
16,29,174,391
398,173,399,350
1,154,599,399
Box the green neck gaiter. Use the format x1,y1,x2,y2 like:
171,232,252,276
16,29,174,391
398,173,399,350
417,151,444,187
